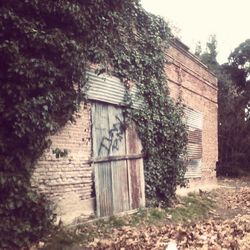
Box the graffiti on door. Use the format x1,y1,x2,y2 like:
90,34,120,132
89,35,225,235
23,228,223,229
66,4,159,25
98,115,126,156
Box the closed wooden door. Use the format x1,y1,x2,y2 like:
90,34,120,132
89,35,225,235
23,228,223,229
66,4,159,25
92,102,145,217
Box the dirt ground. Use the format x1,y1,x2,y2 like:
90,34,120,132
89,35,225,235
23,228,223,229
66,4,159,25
42,177,250,250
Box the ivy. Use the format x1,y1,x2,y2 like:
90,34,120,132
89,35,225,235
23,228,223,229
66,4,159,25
0,1,187,248
132,86,188,204
52,148,68,158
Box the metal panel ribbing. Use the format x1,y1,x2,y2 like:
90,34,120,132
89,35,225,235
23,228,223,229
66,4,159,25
184,108,203,178
85,71,142,109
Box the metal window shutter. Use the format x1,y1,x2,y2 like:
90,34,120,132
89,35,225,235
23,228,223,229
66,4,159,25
184,108,203,178
84,71,142,109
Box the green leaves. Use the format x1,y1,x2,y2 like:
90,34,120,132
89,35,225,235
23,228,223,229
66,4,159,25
52,148,68,158
109,6,188,205
0,174,56,249
1,1,187,248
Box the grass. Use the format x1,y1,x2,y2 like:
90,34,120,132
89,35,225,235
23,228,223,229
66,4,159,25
166,192,215,222
108,215,127,227
41,228,83,250
41,192,215,249
129,192,215,225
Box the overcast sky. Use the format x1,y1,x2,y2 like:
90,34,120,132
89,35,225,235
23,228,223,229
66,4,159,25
141,0,250,64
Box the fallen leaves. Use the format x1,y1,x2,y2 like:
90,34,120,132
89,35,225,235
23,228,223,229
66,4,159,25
85,216,250,249
84,182,250,250
41,178,250,250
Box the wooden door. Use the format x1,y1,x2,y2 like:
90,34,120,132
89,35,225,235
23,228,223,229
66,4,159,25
92,102,145,217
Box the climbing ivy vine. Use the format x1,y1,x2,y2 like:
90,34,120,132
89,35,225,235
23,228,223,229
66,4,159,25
0,0,187,248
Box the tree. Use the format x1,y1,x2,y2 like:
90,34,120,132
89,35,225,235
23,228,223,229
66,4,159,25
197,35,249,175
228,39,250,121
228,39,250,88
217,65,246,169
225,39,250,169
194,41,202,57
199,34,219,73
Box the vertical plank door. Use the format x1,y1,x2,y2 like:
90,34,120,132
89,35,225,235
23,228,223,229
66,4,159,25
92,102,145,217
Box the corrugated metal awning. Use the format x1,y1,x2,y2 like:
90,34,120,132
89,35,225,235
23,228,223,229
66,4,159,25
84,71,142,109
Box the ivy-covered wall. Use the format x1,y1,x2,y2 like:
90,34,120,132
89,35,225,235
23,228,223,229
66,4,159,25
31,40,218,224
0,1,210,248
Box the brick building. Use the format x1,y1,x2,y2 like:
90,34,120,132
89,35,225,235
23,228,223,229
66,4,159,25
166,39,218,183
31,39,218,224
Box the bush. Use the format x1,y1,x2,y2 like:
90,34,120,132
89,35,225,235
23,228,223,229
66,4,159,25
133,98,188,205
0,1,188,247
0,175,55,249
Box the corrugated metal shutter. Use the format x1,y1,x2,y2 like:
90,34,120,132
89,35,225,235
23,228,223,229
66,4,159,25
184,108,203,178
84,71,142,108
185,108,203,130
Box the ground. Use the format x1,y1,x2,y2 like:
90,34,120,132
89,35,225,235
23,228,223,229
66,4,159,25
41,178,250,250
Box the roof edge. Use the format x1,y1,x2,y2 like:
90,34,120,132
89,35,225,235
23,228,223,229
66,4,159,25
169,38,217,79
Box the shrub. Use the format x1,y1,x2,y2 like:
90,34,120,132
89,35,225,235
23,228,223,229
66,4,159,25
0,1,187,248
0,175,55,249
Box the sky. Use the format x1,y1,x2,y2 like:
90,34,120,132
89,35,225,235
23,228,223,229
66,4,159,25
141,0,250,64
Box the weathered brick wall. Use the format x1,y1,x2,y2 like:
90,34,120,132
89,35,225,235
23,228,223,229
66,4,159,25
31,103,94,224
166,42,218,183
31,41,218,223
